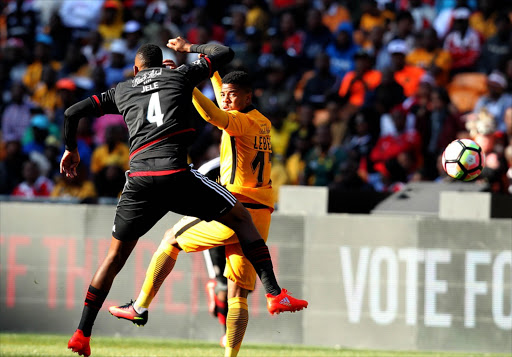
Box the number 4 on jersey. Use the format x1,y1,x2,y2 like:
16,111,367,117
147,92,164,126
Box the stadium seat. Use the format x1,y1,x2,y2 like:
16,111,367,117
447,72,488,113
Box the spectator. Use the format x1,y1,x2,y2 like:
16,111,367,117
366,26,390,71
46,9,72,61
11,160,53,198
0,140,29,194
388,39,426,97
93,163,126,198
478,14,512,74
473,71,512,133
256,63,296,116
318,0,351,34
54,78,78,127
268,107,297,162
344,109,376,175
2,38,28,85
443,7,481,74
122,21,144,65
302,123,347,186
301,52,338,109
286,104,316,159
406,27,452,86
187,7,225,44
22,113,59,156
505,143,512,194
383,10,416,50
469,0,499,40
5,0,40,48
2,82,33,142
301,8,332,66
279,11,304,58
22,33,61,94
224,9,249,54
421,87,465,179
370,105,422,188
374,67,406,119
258,28,296,78
90,124,129,175
407,0,436,32
81,30,109,69
325,22,360,81
104,39,131,87
243,0,270,34
338,49,382,108
51,164,97,202
359,0,388,38
97,0,124,50
31,65,61,119
59,41,91,79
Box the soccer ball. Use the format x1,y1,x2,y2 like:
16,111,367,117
442,139,484,181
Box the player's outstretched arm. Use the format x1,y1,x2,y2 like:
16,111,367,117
167,36,234,74
192,87,230,129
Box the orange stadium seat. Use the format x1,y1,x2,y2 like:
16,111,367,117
447,72,488,113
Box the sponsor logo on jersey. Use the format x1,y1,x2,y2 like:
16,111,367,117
132,68,163,87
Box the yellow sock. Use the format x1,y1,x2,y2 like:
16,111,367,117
135,242,180,308
224,297,249,357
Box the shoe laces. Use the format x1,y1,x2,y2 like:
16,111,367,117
119,299,135,309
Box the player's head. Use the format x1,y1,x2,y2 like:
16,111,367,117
220,71,252,111
134,43,163,74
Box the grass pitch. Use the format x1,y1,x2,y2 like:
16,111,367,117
0,333,510,357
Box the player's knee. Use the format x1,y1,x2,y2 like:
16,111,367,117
223,202,252,228
161,228,182,250
104,249,128,270
163,228,176,243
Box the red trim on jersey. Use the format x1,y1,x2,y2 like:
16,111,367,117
92,95,103,116
128,168,187,177
204,56,212,77
129,128,196,159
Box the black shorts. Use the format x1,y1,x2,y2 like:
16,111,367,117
112,168,236,241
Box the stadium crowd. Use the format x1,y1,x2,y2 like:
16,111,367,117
1,0,512,205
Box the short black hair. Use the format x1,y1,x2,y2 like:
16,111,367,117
136,43,163,69
222,71,252,92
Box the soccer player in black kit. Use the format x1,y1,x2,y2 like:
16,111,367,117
61,37,308,357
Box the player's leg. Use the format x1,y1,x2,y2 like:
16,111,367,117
108,226,181,325
68,237,138,357
224,280,250,357
170,169,307,314
205,246,229,345
109,215,237,324
68,174,167,356
222,206,269,357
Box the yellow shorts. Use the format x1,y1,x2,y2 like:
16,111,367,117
173,207,271,291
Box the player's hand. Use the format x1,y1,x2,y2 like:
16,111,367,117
163,59,177,69
167,36,191,53
60,149,80,178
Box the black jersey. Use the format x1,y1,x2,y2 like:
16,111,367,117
63,43,234,173
94,62,210,172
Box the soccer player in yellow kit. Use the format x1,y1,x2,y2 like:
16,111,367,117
110,69,307,357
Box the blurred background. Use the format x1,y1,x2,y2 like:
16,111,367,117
0,0,511,355
1,0,512,206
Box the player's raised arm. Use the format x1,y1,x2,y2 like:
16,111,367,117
192,87,231,129
166,37,234,86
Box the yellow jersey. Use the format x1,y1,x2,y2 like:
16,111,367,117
192,72,274,209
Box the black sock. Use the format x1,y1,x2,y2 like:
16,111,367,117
78,285,108,337
241,240,281,296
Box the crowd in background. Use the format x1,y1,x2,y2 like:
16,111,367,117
1,0,512,205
